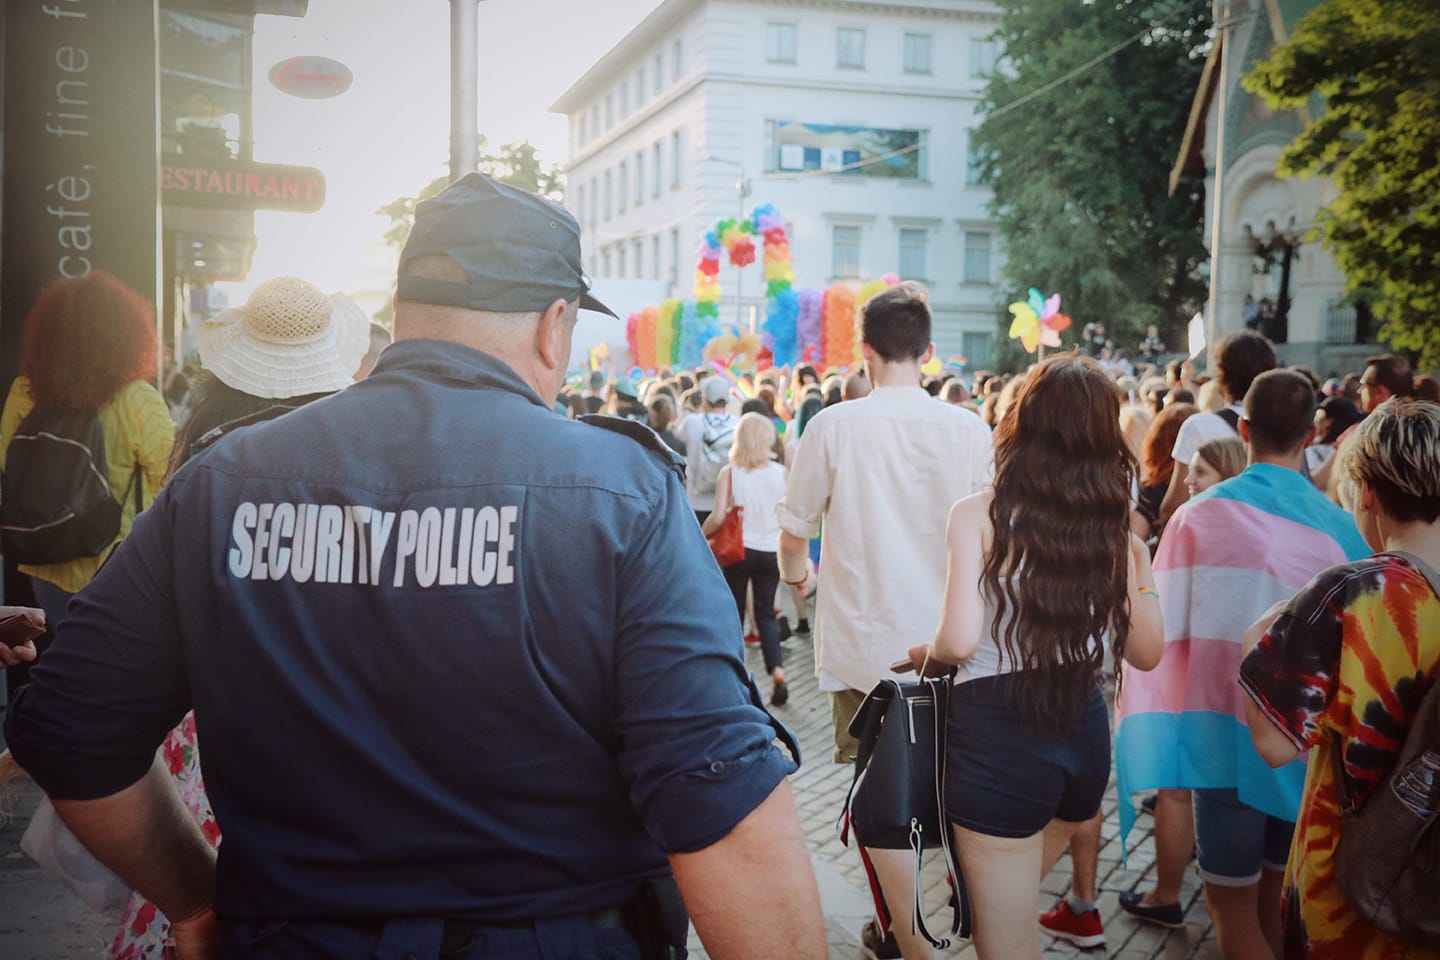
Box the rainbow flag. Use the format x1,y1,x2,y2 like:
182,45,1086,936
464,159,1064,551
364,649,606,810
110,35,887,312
1114,464,1369,847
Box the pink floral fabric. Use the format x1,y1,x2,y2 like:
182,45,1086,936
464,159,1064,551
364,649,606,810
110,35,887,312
108,712,218,960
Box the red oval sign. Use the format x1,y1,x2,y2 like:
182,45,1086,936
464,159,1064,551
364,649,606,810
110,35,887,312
268,56,353,99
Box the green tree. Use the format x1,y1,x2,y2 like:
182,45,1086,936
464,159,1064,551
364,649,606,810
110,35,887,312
1244,0,1440,364
975,0,1211,368
376,137,564,252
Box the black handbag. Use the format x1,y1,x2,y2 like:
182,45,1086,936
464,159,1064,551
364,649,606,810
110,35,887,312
838,674,970,948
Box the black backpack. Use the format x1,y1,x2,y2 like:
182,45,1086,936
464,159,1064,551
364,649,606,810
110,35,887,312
1,408,139,564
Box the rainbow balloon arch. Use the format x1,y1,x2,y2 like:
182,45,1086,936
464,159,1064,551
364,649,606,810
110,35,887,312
625,204,901,373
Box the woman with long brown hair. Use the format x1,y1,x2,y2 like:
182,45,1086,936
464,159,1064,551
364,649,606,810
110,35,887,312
898,355,1164,960
0,272,174,634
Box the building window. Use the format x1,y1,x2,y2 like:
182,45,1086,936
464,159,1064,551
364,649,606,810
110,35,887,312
575,185,586,229
605,94,614,129
635,69,645,107
578,114,587,146
601,247,612,278
767,23,797,64
837,28,865,68
670,228,680,282
965,132,985,185
962,331,993,369
672,39,683,83
904,33,932,74
652,235,662,280
633,239,644,279
653,142,663,197
618,160,628,213
964,231,992,283
634,151,644,206
899,229,927,280
589,176,598,227
604,170,613,220
773,121,923,180
589,105,599,140
617,243,627,278
652,54,663,95
833,225,861,279
620,83,629,118
671,129,683,189
969,38,998,77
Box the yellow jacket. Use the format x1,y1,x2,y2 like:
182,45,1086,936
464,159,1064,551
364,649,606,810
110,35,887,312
1,376,175,594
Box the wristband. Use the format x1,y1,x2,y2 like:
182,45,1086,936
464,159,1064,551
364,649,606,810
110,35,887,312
783,576,808,587
1137,586,1159,599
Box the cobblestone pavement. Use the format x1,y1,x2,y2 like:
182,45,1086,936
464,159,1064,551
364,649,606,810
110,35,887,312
0,622,1220,960
687,616,1222,960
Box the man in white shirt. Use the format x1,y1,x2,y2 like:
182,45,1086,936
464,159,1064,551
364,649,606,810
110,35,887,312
1158,330,1276,527
777,283,991,958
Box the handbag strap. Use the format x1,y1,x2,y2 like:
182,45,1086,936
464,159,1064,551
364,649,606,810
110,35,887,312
1331,551,1440,816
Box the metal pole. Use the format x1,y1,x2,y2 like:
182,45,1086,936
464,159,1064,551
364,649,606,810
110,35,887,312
449,0,480,181
734,171,746,331
1205,3,1233,370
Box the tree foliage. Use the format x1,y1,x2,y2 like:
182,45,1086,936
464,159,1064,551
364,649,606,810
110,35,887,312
976,0,1211,367
1244,0,1440,364
376,137,564,252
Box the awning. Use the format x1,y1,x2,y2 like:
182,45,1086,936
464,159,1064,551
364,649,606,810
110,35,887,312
1169,32,1223,196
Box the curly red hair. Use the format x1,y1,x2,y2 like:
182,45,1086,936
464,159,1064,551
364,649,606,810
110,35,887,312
1139,402,1198,489
20,272,157,413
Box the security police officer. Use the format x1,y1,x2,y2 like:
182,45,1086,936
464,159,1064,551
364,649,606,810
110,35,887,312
4,175,826,960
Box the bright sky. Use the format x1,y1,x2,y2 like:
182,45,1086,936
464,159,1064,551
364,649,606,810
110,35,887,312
228,0,659,314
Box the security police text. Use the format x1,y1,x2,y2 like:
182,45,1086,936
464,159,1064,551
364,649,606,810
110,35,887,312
227,502,518,588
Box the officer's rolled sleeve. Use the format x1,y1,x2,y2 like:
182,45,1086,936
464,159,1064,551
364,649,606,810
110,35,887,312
613,472,796,854
3,486,189,800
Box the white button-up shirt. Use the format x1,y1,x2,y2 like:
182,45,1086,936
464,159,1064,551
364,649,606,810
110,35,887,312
776,386,993,693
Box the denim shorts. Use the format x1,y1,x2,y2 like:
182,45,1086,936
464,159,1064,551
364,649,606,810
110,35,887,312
944,675,1110,838
1192,787,1295,886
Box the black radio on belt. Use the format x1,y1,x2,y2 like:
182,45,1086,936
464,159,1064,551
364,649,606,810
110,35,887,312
624,875,690,959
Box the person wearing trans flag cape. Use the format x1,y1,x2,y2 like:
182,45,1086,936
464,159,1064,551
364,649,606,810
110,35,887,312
1115,370,1369,960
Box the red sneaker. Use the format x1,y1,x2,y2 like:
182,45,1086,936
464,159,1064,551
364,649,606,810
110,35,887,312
1039,899,1105,949
743,633,759,644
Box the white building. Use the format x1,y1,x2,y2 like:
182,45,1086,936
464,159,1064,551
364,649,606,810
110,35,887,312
551,0,1006,368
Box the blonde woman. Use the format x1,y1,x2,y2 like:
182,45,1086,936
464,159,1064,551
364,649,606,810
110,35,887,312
704,412,790,705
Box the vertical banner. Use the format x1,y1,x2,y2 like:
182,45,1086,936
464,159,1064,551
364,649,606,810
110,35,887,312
1,0,162,389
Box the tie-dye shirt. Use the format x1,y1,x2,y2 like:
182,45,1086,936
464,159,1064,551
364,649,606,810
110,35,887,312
1239,553,1440,960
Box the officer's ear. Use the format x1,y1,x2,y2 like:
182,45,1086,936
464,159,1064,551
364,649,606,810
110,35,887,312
534,298,571,371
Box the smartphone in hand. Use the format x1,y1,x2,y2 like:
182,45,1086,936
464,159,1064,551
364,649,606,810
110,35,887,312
889,657,915,674
0,609,45,648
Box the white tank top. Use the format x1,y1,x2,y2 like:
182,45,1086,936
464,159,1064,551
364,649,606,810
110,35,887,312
727,462,787,552
957,578,1100,683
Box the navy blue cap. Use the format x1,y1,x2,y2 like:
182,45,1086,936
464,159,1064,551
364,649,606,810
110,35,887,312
396,173,615,318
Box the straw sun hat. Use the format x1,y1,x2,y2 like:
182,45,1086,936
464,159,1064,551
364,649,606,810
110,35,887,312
196,276,370,399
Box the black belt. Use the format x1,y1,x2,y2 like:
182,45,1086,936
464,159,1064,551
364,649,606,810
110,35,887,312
331,907,629,954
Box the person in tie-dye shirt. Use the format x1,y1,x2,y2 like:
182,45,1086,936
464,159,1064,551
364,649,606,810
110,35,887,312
1241,398,1440,960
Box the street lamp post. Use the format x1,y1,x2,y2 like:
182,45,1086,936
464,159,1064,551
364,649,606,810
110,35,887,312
449,0,482,181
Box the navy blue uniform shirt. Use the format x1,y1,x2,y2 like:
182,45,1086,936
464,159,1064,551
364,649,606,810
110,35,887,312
5,340,795,922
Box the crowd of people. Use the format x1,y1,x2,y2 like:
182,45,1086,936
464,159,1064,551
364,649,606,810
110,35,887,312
0,173,1435,960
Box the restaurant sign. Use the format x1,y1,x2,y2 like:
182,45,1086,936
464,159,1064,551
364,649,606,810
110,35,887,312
162,160,325,213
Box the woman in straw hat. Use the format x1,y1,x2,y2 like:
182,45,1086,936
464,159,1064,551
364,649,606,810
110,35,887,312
110,276,370,960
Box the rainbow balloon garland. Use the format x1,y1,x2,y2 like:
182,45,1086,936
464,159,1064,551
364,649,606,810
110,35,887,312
626,204,900,373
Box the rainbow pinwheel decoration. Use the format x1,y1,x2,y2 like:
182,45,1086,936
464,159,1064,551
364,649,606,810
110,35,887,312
1008,287,1073,353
